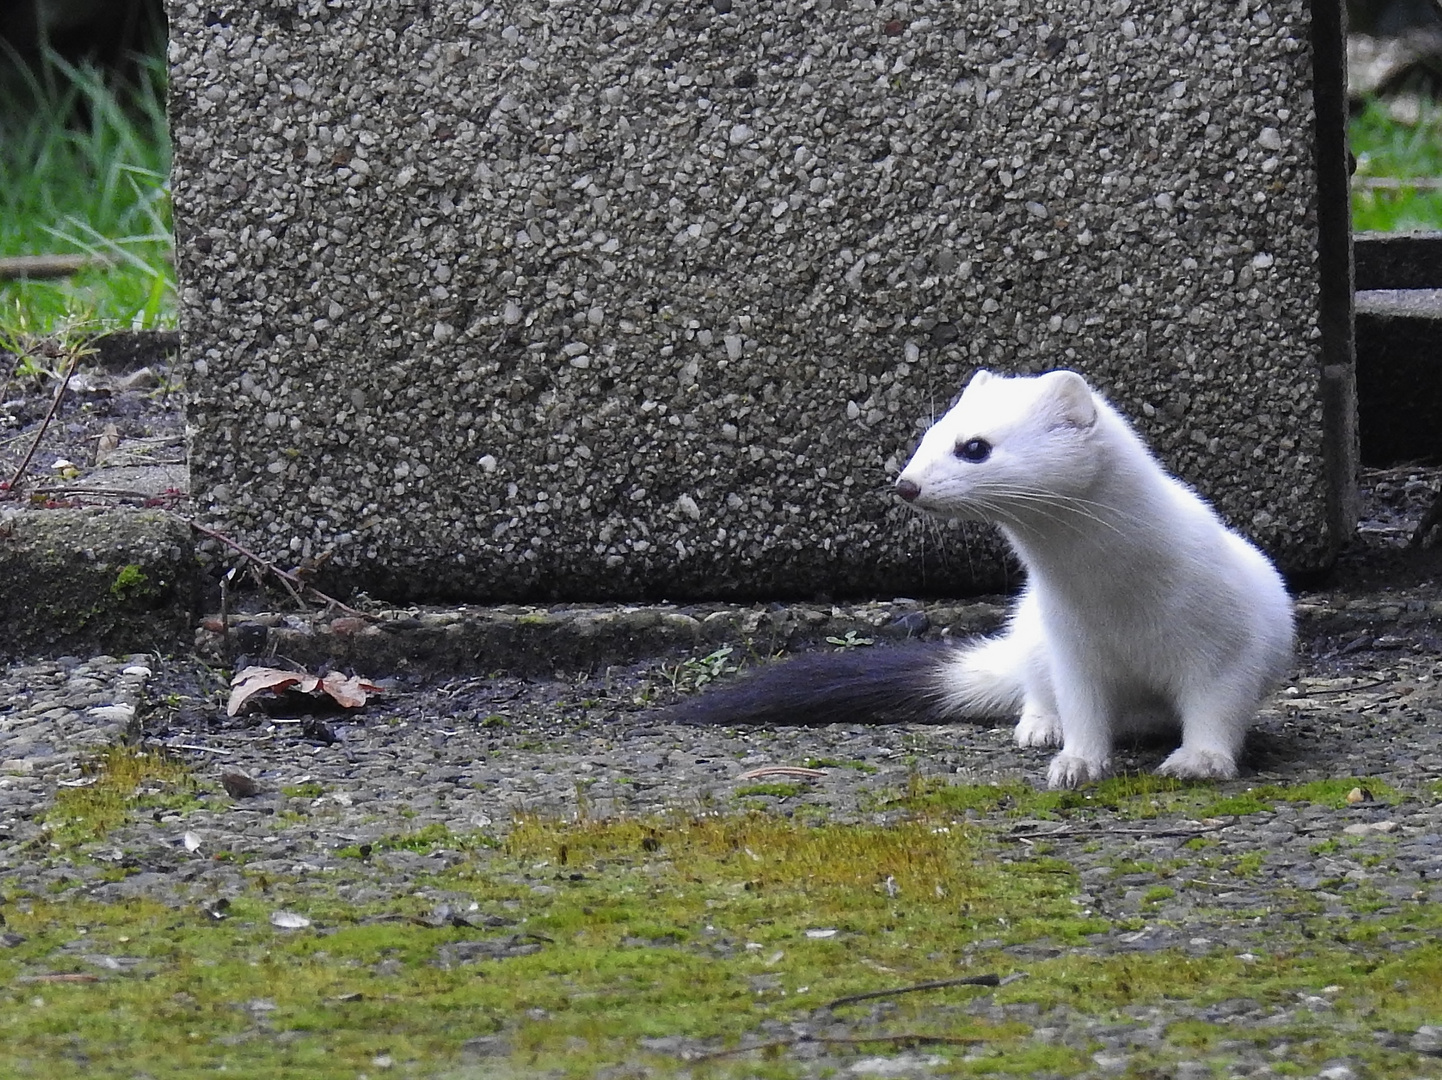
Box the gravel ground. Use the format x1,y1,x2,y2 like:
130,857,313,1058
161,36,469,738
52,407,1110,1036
3,581,1442,1076
3,528,1442,1075
3,577,1441,885
2,356,1442,1074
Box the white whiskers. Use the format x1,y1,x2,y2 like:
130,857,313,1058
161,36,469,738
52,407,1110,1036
928,482,1129,540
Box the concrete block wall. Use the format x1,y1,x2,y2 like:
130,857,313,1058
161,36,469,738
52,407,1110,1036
170,0,1353,602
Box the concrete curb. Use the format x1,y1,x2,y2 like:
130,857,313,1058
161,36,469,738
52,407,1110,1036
0,507,196,660
194,599,1011,677
190,593,1442,678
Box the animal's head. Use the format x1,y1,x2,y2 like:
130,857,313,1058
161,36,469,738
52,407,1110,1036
895,369,1102,523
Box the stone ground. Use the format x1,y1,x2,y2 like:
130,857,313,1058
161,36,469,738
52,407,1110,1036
2,355,1442,1075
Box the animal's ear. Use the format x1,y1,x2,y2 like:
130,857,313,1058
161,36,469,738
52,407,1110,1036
1042,370,1098,430
965,369,994,391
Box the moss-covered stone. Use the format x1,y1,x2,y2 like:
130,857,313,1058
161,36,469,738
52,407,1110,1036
0,508,195,658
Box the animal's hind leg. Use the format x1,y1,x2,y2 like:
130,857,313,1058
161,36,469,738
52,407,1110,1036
1015,702,1062,748
1155,684,1253,780
1001,593,1061,748
1014,670,1061,748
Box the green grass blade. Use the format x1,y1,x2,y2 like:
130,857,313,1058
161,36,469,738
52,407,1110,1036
0,45,174,332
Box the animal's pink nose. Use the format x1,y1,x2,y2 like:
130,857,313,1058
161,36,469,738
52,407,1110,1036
895,477,920,502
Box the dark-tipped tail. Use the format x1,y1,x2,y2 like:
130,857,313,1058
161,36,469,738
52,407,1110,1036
665,643,963,727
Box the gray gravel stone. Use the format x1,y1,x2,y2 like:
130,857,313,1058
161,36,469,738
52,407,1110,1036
6,586,1442,922
0,655,152,841
1415,1026,1442,1056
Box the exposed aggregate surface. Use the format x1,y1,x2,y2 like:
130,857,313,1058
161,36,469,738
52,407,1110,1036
170,0,1343,601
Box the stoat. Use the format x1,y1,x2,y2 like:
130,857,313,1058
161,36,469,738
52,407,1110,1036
673,369,1294,789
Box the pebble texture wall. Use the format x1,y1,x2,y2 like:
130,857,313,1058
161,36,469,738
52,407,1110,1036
171,0,1349,602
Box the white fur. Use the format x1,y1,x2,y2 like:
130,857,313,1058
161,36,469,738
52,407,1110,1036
897,369,1294,789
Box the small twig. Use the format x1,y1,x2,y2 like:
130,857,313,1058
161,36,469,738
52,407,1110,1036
168,743,233,755
0,254,113,280
4,345,84,496
1353,175,1442,191
736,766,828,780
999,818,1238,843
187,518,373,620
690,1032,986,1063
13,972,101,984
26,485,189,502
0,252,174,280
824,973,1001,1010
219,566,234,659
270,564,312,610
1291,677,1394,697
1178,877,1246,891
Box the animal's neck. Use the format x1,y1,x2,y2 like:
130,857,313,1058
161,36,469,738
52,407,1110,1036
999,509,1131,592
997,429,1173,593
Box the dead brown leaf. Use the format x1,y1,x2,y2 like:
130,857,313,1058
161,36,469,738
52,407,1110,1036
94,423,120,465
320,671,383,709
226,666,382,716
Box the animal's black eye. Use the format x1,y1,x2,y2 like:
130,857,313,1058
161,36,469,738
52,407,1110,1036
954,437,991,463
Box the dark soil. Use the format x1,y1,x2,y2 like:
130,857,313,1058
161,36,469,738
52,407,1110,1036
0,349,186,506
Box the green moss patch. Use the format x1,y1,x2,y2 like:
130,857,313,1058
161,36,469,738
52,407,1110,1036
38,747,198,850
892,774,1403,823
5,792,1441,1077
108,564,150,599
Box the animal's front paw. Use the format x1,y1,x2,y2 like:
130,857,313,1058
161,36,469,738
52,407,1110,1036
1014,709,1062,748
1046,752,1110,789
1156,747,1239,780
